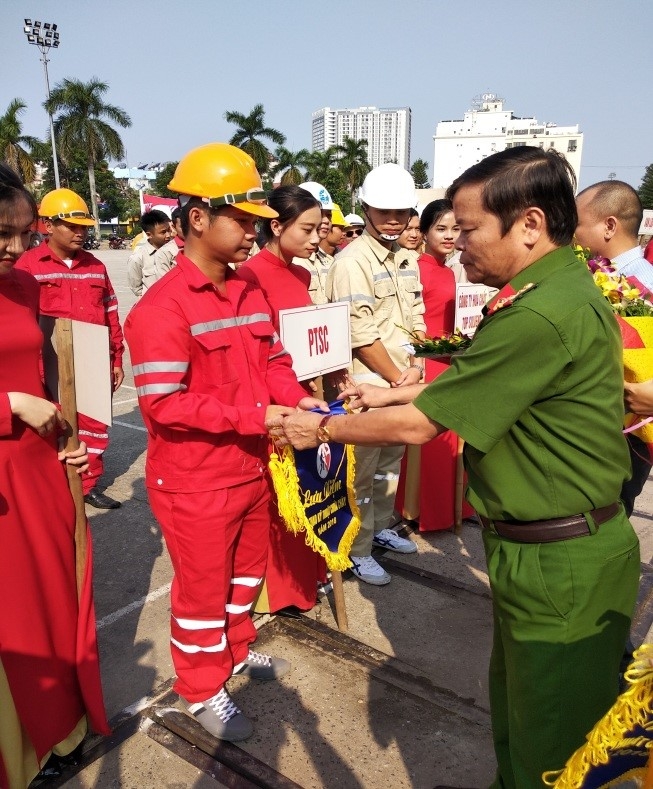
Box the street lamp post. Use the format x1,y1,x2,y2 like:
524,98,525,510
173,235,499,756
23,19,61,189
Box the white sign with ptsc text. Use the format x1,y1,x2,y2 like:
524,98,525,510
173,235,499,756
278,302,351,381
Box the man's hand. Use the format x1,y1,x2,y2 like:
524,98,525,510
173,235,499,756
393,366,422,388
58,440,90,475
8,392,65,436
625,380,653,416
275,410,324,450
338,383,394,411
265,405,296,426
323,369,350,393
297,396,330,412
113,367,125,391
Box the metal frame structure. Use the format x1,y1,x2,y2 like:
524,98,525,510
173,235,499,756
23,19,61,188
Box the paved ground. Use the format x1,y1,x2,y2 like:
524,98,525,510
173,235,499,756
49,248,653,788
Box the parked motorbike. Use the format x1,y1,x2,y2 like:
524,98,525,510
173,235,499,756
108,236,126,250
83,235,101,250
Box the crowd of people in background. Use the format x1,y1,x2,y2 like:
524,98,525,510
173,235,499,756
2,141,653,788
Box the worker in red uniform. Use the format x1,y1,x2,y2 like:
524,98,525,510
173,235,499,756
16,188,124,509
124,143,327,742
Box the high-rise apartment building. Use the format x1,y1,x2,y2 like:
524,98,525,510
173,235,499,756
432,94,583,189
312,106,411,170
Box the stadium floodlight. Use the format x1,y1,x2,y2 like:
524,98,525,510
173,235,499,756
23,19,61,188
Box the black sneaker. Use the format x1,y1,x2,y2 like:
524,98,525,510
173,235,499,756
183,688,253,742
232,650,290,680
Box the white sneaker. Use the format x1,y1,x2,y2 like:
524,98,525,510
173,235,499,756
232,650,290,680
350,555,391,585
372,528,418,554
183,688,253,741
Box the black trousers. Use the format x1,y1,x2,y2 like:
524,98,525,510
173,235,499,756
621,434,652,517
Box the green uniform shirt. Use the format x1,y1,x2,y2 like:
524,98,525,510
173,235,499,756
414,246,630,521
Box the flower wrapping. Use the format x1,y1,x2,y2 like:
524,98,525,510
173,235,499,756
268,402,361,571
574,247,653,461
619,316,653,459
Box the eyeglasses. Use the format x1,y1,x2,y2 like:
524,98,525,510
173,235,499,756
345,228,363,238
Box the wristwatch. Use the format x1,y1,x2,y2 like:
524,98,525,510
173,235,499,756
316,415,333,444
410,363,425,378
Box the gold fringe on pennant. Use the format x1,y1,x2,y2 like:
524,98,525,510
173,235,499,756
268,443,361,572
542,643,653,788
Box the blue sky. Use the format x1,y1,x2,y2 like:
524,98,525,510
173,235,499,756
2,0,650,190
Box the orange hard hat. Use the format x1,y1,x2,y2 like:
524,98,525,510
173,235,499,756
39,188,95,226
168,143,277,219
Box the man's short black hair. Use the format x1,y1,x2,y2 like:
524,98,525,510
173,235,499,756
446,147,578,246
140,209,170,233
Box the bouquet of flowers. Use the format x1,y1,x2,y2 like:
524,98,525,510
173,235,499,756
399,326,473,359
575,246,653,317
574,245,653,454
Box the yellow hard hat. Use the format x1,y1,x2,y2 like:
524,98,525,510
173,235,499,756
331,203,347,227
168,143,277,219
39,188,95,226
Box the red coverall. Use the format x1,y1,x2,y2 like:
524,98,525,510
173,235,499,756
124,253,307,702
16,242,124,494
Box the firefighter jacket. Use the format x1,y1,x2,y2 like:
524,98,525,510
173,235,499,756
16,241,124,367
124,253,308,493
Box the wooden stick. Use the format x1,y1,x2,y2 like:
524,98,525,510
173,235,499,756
644,744,653,789
55,319,87,599
401,444,421,522
454,435,465,534
331,571,348,632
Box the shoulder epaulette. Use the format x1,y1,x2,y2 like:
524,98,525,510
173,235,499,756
485,282,537,316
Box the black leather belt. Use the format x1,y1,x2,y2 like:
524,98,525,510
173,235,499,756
479,502,621,543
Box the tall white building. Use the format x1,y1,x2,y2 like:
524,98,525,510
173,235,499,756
432,94,583,189
312,106,411,170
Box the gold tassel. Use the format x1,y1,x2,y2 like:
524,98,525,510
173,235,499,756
268,443,361,572
542,644,653,787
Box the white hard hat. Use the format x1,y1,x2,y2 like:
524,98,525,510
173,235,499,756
299,181,334,210
345,213,365,227
359,163,416,210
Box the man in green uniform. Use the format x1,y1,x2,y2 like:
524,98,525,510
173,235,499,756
269,147,640,788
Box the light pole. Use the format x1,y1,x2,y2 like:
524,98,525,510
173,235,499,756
23,19,61,189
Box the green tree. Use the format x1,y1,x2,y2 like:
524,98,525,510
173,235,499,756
224,103,285,176
152,162,179,198
45,77,132,231
410,158,431,189
41,148,136,221
334,136,371,212
639,164,653,211
270,146,309,185
304,147,338,183
0,99,39,183
319,168,351,215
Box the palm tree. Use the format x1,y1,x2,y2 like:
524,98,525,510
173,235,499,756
224,104,286,177
45,77,131,231
0,99,39,184
304,147,338,183
270,146,309,185
334,137,371,212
